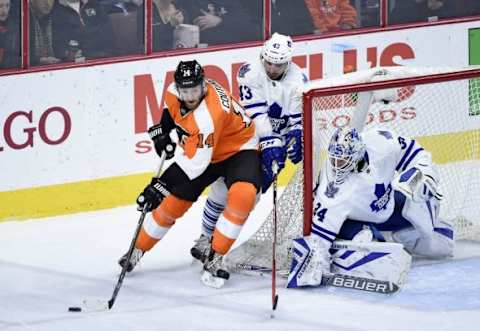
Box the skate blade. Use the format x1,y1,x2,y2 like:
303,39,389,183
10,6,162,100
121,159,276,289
201,271,225,289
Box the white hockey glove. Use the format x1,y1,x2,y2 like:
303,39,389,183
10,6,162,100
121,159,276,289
287,236,330,288
396,166,442,202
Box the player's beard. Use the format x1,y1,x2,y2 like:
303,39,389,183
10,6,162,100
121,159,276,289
183,99,201,110
265,68,286,80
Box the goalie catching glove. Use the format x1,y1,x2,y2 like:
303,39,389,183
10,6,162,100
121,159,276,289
136,177,170,212
259,135,286,192
396,166,442,202
148,123,176,160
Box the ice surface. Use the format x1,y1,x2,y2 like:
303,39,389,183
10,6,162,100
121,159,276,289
1,195,480,331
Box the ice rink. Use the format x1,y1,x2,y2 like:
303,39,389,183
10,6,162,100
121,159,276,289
2,193,480,331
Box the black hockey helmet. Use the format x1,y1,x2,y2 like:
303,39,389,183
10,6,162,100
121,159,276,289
174,60,205,89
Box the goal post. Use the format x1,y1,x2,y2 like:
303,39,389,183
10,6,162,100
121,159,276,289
224,66,480,274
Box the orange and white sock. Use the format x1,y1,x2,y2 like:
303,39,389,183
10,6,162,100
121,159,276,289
136,195,193,252
212,182,257,255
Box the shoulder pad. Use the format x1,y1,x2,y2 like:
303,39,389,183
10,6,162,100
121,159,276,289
286,63,308,84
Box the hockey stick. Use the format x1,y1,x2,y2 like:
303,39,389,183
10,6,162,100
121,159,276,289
271,162,279,316
230,263,399,294
78,204,150,312
75,153,167,312
322,273,399,294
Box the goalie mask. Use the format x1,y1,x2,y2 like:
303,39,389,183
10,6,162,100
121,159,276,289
327,127,366,185
174,60,206,110
261,33,293,80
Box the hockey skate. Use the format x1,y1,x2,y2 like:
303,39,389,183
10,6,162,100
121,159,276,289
190,234,211,262
201,249,230,288
118,248,144,272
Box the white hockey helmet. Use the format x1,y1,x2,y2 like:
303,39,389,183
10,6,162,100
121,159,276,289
261,33,293,65
327,127,366,184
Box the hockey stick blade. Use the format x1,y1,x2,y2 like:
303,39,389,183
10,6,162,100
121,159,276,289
322,273,399,294
80,299,110,312
272,294,279,310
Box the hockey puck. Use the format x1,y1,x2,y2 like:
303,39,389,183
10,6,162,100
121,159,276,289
68,306,82,312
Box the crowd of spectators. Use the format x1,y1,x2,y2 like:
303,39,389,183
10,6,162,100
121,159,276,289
389,0,480,25
0,0,20,69
1,0,480,70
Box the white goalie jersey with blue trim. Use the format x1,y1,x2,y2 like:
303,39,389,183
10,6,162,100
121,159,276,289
312,129,433,245
236,59,307,139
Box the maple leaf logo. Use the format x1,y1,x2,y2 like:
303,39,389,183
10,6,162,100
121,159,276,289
369,183,392,212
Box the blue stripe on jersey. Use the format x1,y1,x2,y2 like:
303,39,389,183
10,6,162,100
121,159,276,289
396,140,415,171
250,112,265,120
244,102,268,109
311,229,334,243
401,147,425,172
290,113,302,118
312,222,337,238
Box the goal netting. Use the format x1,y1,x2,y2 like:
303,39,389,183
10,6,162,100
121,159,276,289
224,66,480,274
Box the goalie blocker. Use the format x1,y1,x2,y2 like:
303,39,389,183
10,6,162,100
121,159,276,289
287,235,412,292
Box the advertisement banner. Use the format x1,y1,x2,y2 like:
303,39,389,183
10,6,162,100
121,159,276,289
1,21,479,220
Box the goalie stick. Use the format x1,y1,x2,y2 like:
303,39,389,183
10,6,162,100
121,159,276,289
322,273,399,294
229,263,399,294
75,153,167,312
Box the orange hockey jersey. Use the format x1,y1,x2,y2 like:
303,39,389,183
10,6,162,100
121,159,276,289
163,79,258,180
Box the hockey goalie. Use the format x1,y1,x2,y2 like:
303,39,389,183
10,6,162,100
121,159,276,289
287,94,455,291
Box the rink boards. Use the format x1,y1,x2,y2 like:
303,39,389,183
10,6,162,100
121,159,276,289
2,21,480,221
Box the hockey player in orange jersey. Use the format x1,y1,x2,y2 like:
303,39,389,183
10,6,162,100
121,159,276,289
118,60,261,288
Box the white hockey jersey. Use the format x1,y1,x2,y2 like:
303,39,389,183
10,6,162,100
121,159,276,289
311,129,433,245
236,59,307,140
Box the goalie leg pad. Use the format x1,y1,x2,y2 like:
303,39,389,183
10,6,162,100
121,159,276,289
287,236,330,288
331,240,412,288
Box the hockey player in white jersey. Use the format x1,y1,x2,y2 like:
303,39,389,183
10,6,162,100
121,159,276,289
287,125,454,289
190,33,307,262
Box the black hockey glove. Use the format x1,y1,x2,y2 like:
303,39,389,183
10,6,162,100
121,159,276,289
136,177,170,212
148,124,176,160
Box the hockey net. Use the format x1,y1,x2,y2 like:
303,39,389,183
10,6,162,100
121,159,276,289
224,66,480,274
